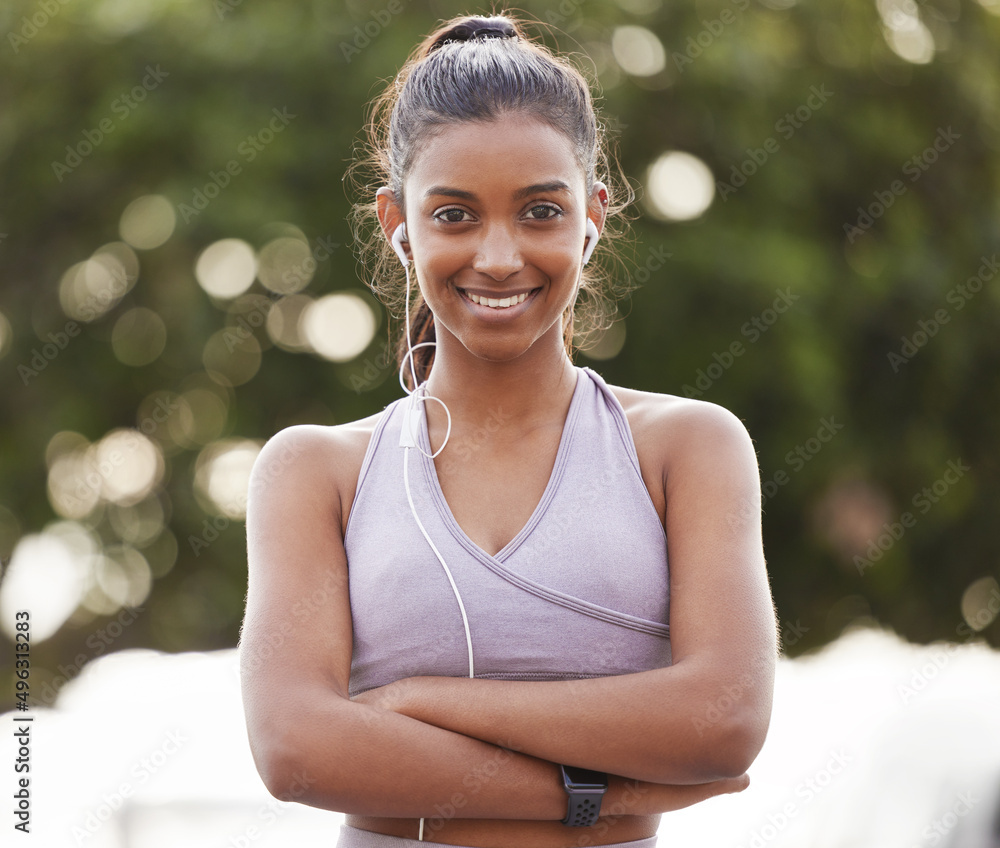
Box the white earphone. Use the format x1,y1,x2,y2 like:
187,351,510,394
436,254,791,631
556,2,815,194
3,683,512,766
391,221,410,267
391,218,600,268
582,217,600,265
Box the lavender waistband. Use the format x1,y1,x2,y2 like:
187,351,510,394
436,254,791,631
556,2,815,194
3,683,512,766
335,824,658,848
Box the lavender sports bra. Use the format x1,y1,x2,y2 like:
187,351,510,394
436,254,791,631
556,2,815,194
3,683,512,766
343,366,671,696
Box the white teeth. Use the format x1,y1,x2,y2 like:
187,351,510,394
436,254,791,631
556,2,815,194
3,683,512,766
467,291,530,308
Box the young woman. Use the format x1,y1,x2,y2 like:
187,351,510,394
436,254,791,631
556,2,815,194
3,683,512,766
240,12,777,848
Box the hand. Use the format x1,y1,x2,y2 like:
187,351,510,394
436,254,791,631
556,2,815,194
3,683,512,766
608,773,750,817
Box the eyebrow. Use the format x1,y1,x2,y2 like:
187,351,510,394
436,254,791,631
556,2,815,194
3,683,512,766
423,181,572,201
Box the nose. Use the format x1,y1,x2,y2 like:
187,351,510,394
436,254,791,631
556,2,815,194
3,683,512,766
472,224,524,281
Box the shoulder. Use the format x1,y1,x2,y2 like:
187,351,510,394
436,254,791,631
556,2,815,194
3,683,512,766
604,381,757,479
247,410,387,532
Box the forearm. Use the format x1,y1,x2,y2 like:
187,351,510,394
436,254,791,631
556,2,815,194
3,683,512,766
372,656,772,784
260,683,746,823
260,682,568,819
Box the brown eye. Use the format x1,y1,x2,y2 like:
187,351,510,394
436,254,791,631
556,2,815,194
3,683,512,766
435,208,472,223
526,204,561,220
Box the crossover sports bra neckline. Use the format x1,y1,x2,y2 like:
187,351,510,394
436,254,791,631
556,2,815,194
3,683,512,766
413,367,586,562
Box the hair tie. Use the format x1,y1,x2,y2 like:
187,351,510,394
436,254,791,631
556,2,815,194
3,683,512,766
431,21,517,51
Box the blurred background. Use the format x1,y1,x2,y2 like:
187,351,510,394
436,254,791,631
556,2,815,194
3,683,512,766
1,0,999,845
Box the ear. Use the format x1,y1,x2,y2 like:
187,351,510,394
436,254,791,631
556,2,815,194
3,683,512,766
376,187,408,257
587,181,609,238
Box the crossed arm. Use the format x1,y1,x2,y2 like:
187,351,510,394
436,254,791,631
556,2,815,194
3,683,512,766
239,401,777,819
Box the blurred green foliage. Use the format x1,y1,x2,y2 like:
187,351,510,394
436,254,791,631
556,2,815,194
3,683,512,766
1,0,999,707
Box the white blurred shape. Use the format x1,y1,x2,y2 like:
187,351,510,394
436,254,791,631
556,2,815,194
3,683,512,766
195,239,257,300
94,545,154,610
0,528,92,641
112,307,168,366
0,308,12,359
611,25,666,77
1,628,999,845
646,151,715,221
59,244,138,322
878,0,935,64
47,445,101,520
266,294,313,352
120,194,177,250
94,429,164,506
194,439,263,519
258,236,314,295
302,293,376,362
962,577,1000,632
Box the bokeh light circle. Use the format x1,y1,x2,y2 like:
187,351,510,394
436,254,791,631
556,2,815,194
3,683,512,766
119,194,177,249
645,151,715,221
611,26,666,77
195,239,257,300
302,292,377,362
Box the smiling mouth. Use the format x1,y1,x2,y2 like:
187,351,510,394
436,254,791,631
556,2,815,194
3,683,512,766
459,288,541,309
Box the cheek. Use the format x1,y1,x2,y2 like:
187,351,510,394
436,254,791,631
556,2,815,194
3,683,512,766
532,242,580,282
415,241,468,283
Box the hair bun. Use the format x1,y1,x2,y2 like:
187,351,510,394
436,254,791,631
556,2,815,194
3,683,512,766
430,18,517,51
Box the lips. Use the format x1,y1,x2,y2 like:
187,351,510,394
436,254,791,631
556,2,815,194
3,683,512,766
456,286,542,319
458,287,541,309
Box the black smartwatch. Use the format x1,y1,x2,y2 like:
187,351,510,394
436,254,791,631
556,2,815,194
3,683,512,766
560,765,608,826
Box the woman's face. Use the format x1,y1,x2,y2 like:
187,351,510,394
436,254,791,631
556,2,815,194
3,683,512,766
379,114,605,365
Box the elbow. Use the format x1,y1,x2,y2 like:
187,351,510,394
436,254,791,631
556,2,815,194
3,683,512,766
707,705,772,779
248,714,342,809
250,725,318,804
248,710,382,814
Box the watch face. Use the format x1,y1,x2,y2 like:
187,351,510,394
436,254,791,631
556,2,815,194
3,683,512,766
562,766,608,790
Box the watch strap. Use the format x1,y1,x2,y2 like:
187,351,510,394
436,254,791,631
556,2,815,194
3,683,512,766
560,765,607,827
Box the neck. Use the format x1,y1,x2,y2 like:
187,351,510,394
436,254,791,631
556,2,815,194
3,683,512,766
421,330,579,448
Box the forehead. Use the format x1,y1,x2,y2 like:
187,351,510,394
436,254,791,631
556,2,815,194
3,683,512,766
405,115,586,200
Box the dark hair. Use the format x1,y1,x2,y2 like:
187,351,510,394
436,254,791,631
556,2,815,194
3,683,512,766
347,11,634,389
